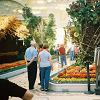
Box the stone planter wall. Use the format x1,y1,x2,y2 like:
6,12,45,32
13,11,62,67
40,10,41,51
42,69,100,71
49,82,96,92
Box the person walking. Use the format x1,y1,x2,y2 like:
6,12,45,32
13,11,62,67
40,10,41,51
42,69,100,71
25,41,38,90
38,44,53,91
74,45,79,58
59,44,67,67
0,79,33,100
70,43,75,61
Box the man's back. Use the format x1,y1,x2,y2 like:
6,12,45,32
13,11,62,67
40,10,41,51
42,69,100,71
59,47,65,55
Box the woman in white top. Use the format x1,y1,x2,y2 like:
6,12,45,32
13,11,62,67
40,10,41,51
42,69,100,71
38,44,53,91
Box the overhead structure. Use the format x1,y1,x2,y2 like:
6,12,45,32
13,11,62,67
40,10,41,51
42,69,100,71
0,0,76,27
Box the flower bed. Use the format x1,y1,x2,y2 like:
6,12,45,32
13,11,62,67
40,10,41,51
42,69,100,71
0,60,26,70
51,64,96,84
0,60,26,78
0,60,26,75
50,64,96,92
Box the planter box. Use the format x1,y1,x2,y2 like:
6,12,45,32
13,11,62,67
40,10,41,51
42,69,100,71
49,66,96,92
49,82,96,92
0,65,27,79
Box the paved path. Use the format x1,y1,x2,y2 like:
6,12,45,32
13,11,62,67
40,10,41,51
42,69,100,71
9,72,100,100
8,58,100,100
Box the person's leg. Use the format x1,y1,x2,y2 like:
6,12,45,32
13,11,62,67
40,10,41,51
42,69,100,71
27,61,37,90
72,51,75,60
27,63,34,89
40,67,45,90
60,55,63,67
57,52,59,62
70,51,72,61
32,61,37,88
63,55,67,65
70,51,75,61
45,66,51,90
38,68,41,85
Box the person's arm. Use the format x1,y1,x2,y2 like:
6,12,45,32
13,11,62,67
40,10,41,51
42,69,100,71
38,54,41,68
24,54,34,67
27,49,38,67
24,55,28,65
26,57,35,66
22,90,33,100
0,79,33,100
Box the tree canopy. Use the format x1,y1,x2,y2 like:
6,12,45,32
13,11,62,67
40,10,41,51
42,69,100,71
66,0,100,64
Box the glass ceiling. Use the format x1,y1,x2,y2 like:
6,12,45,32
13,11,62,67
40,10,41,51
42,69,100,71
0,0,23,16
0,0,76,27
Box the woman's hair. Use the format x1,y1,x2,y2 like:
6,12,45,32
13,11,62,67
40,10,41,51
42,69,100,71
43,43,49,49
39,43,43,48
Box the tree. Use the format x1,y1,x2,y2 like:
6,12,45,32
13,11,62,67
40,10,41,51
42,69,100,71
0,16,21,40
66,0,100,64
22,6,41,47
43,13,56,48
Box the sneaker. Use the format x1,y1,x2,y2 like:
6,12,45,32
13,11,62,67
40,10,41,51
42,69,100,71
38,83,41,85
45,89,48,91
40,88,44,91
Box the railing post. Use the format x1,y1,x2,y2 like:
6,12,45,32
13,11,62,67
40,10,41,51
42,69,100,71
85,61,94,94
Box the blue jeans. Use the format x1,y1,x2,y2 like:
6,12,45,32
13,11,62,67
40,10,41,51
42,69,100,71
40,66,51,89
60,54,67,67
70,51,75,61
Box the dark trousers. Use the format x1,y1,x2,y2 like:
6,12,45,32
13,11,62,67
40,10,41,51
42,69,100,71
27,61,37,89
60,54,67,67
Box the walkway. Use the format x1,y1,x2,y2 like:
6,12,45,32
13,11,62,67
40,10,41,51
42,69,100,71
8,58,100,100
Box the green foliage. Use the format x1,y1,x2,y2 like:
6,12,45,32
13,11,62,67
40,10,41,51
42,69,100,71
66,0,100,24
22,6,41,30
22,7,56,49
22,6,41,47
24,34,33,48
50,47,55,55
22,6,33,19
44,13,56,47
66,0,100,63
22,6,56,49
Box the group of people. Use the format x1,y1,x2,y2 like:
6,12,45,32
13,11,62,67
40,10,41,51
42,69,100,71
54,43,79,67
0,41,79,100
69,43,79,61
0,40,53,100
25,41,53,91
